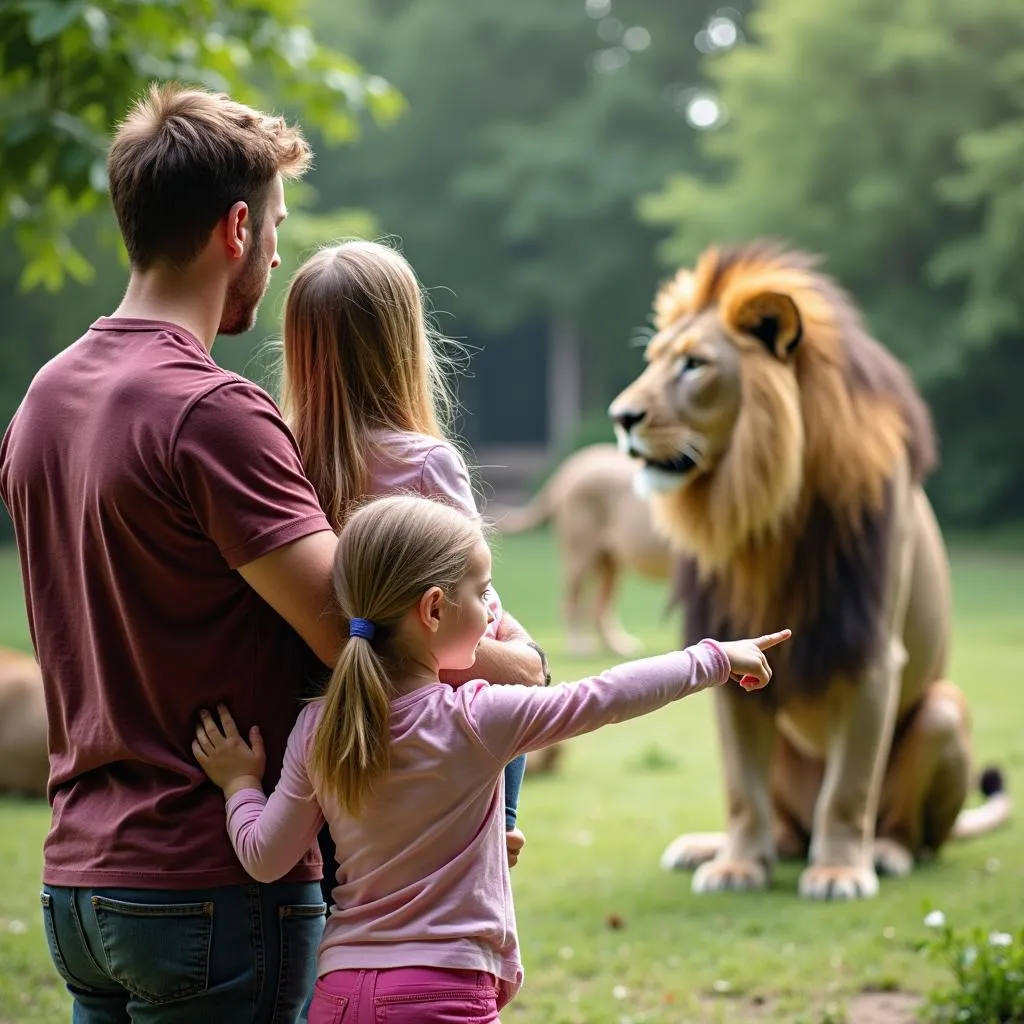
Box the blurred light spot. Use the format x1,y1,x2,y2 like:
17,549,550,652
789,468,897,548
590,47,629,74
623,26,651,51
585,0,612,18
612,985,629,999
694,30,714,54
708,16,738,49
281,26,315,68
597,17,624,42
685,94,722,129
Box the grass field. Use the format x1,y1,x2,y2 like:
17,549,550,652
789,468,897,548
0,533,1022,1023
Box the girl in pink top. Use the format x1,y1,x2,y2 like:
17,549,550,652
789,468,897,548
277,240,546,865
193,494,790,1022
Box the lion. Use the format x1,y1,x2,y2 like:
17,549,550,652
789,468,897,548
495,443,673,656
0,647,48,799
608,240,1010,900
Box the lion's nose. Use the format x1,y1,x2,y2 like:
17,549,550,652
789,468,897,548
611,408,647,432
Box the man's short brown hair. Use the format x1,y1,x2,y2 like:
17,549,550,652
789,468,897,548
107,83,312,269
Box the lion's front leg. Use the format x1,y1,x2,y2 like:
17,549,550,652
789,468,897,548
687,684,777,893
799,641,905,901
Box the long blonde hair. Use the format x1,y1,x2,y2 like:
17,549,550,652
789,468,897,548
280,239,459,530
310,494,484,815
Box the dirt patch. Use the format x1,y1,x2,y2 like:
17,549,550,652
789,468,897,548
846,991,923,1024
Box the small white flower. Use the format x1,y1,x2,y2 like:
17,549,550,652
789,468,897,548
882,926,896,940
712,979,732,994
924,910,946,929
989,931,1013,947
7,920,26,935
612,985,629,1000
558,946,574,960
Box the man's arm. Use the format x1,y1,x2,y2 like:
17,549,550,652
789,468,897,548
473,639,546,687
238,530,342,668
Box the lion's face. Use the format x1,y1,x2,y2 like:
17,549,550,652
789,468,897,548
609,308,743,499
609,289,802,502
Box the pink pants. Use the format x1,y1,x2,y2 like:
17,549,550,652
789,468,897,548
308,966,504,1024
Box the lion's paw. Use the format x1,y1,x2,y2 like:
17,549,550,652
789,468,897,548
873,838,914,877
691,856,770,894
659,831,726,872
798,863,879,901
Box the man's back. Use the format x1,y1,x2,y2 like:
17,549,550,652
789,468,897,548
0,316,329,887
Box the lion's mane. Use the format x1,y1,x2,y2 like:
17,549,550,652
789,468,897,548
657,242,936,697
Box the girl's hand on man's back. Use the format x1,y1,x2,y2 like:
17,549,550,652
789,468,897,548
193,704,267,797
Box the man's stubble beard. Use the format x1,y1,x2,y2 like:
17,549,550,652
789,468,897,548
218,241,271,337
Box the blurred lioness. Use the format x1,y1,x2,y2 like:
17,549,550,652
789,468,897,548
495,443,673,656
0,647,48,798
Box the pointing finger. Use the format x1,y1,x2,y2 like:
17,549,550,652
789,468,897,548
754,629,792,651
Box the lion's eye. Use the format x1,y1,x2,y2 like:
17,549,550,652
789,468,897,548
677,355,706,376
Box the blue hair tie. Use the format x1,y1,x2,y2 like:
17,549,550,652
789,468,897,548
349,617,376,641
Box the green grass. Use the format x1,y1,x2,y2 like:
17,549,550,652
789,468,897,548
1,534,1022,1023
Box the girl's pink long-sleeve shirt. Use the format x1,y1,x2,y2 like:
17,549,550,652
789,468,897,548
223,639,730,1002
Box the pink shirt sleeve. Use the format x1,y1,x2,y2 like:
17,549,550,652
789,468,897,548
223,706,324,883
174,381,331,569
418,443,503,638
461,640,730,764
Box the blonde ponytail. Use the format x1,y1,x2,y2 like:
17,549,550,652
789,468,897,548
310,636,392,815
309,494,485,815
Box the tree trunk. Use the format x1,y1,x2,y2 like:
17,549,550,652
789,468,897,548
547,314,581,454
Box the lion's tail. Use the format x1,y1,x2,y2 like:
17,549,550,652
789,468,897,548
951,766,1011,840
492,480,554,535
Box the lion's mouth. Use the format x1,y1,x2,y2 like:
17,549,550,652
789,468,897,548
632,450,698,476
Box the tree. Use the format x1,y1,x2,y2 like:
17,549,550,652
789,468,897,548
0,0,403,290
304,0,753,448
638,0,1024,524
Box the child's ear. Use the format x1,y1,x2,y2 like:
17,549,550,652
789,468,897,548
417,586,445,634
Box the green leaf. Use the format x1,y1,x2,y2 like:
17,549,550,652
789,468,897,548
26,0,86,43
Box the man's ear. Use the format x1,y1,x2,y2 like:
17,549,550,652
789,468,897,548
416,586,445,634
223,200,250,261
728,290,803,358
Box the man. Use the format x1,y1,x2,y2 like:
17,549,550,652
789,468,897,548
2,82,545,1022
0,81,529,1024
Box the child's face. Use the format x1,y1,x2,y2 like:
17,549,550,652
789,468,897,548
434,538,495,672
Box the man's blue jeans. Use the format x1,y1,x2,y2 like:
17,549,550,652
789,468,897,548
41,882,325,1023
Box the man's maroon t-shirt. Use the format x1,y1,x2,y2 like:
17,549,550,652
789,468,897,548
0,318,333,889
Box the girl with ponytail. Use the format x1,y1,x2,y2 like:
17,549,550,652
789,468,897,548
193,494,789,1022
